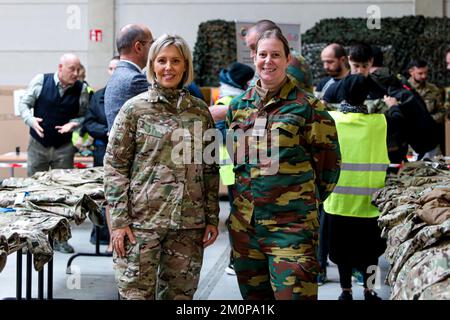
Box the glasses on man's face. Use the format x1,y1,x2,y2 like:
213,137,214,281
139,39,154,47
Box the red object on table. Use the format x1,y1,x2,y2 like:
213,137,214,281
74,162,87,169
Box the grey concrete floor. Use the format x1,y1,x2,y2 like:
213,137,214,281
0,201,391,300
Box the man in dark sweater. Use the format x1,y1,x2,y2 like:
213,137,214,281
18,53,89,253
19,53,89,176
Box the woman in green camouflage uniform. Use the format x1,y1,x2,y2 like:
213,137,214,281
226,29,341,300
104,34,220,300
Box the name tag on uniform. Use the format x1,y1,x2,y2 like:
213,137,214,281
14,192,29,205
252,117,267,137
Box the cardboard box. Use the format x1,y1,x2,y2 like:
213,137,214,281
200,87,220,105
0,86,29,178
200,87,211,105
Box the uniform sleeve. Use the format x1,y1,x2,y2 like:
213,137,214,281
303,96,341,202
103,104,137,229
430,86,446,124
202,103,220,227
225,98,237,129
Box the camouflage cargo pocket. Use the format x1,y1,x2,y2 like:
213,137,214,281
114,239,141,290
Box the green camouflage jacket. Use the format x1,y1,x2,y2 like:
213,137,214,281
226,78,341,225
104,88,220,230
287,52,314,94
409,78,446,124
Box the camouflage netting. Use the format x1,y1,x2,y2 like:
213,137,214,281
193,16,449,87
193,20,236,87
302,15,450,87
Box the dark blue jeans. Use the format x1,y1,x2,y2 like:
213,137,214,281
317,205,329,273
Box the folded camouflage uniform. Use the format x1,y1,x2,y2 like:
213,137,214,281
371,161,450,299
391,239,450,300
0,209,71,272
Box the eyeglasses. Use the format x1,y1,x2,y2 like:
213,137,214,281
139,39,154,47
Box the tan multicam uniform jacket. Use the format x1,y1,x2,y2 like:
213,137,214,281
104,88,220,230
409,78,446,124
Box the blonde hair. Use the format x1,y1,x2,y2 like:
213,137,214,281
147,34,193,88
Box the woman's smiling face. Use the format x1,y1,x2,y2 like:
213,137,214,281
255,37,290,90
153,45,186,89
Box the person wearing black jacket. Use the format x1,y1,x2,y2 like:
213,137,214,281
325,43,439,163
84,87,109,167
84,57,119,166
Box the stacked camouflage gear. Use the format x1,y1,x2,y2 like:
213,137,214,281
0,167,105,272
372,160,450,299
1,167,104,225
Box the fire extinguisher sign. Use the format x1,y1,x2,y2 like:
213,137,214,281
90,29,102,42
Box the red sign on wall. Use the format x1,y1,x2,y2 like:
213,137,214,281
90,29,102,42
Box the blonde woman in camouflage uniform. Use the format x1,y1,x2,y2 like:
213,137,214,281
104,34,220,300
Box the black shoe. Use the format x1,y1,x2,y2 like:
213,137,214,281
317,272,327,286
364,290,382,301
54,240,75,254
338,291,353,301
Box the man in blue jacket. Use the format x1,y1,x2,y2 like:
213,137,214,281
105,24,153,130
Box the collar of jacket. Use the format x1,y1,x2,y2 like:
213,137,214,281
151,87,188,103
408,77,427,90
241,76,297,106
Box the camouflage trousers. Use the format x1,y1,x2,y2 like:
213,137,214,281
113,227,204,300
228,213,319,300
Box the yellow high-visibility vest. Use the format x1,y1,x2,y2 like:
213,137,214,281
324,111,389,218
216,95,234,185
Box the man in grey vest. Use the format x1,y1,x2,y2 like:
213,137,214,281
18,53,89,253
105,24,153,130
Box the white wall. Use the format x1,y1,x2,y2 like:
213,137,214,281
2,0,445,87
0,0,88,86
115,0,415,49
